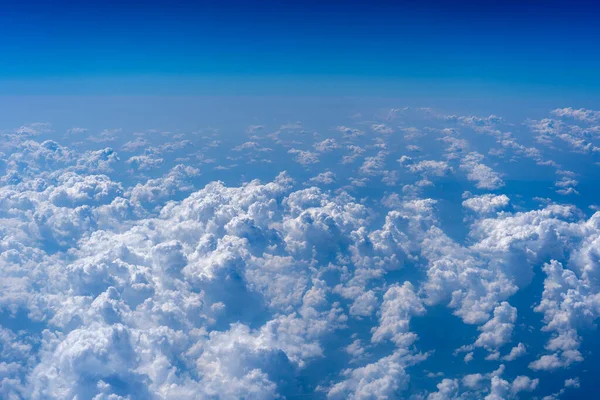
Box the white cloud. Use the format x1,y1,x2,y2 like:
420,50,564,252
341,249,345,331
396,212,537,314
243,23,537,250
314,138,340,152
462,194,509,214
427,378,459,400
328,350,427,400
530,259,599,371
126,152,164,171
349,290,378,317
502,343,526,361
551,107,600,123
529,116,600,154
371,124,394,134
464,352,474,363
336,126,364,138
401,158,452,177
359,151,387,176
372,282,425,347
474,302,517,351
564,377,580,388
121,137,148,152
288,149,320,165
127,164,200,208
309,171,336,185
341,145,365,164
460,152,504,190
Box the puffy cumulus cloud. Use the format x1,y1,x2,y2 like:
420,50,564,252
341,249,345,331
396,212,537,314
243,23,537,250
437,130,468,156
468,209,600,371
372,282,425,347
419,228,518,324
453,115,505,128
529,259,600,371
0,171,129,261
127,164,200,209
459,152,504,190
15,122,54,137
358,151,387,176
288,149,320,165
232,141,260,152
428,366,538,400
462,373,486,391
231,141,272,156
313,138,340,152
336,126,364,139
3,140,75,178
327,349,427,400
485,374,538,400
427,378,459,400
45,173,123,208
341,145,365,164
0,325,34,398
474,302,517,352
551,107,600,123
281,188,371,260
529,110,600,154
349,290,378,317
414,201,600,377
308,171,336,186
400,157,452,178
76,148,120,173
88,128,121,143
564,377,580,388
171,323,289,399
29,324,151,399
464,352,474,363
555,175,579,196
440,112,550,165
126,152,164,171
121,137,148,152
466,204,582,259
462,194,510,215
371,124,394,134
502,343,526,361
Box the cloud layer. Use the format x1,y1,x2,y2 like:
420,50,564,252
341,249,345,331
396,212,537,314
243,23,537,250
1,106,599,399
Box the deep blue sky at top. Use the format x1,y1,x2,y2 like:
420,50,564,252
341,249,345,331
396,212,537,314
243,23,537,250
1,0,599,96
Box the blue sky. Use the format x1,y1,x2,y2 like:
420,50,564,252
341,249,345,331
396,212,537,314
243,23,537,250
1,0,600,95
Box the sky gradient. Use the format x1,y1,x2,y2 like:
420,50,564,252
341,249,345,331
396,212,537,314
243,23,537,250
1,0,599,95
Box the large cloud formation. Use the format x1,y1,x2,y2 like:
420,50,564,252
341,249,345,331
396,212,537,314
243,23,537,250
1,107,599,399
